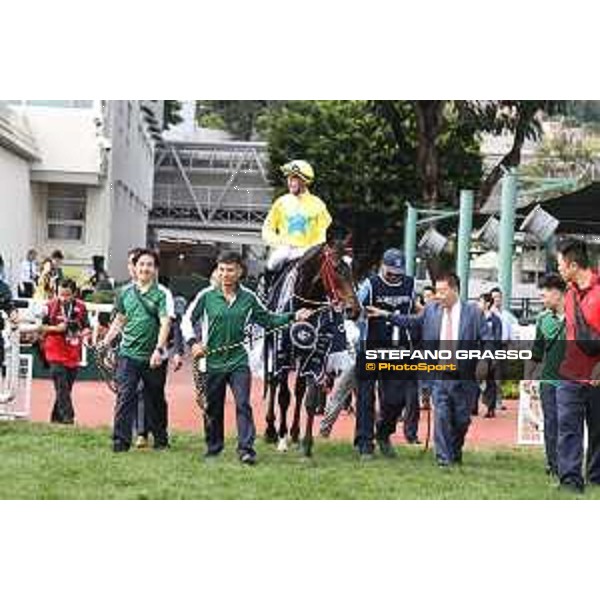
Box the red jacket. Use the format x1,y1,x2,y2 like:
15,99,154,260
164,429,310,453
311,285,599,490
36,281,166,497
560,270,600,381
42,299,89,368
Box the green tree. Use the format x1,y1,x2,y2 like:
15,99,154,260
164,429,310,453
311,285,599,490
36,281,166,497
372,101,481,207
521,128,597,185
459,101,567,206
196,101,281,140
162,100,183,130
197,111,226,130
259,100,482,275
565,101,600,124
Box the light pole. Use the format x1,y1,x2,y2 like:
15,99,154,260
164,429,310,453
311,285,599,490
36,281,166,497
499,169,518,311
456,190,474,301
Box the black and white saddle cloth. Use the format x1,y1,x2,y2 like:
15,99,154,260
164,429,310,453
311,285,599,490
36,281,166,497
268,308,336,384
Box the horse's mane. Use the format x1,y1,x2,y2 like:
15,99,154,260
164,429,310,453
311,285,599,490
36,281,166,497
294,244,327,300
296,243,326,270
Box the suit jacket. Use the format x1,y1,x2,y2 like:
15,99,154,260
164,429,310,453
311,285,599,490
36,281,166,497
391,300,492,380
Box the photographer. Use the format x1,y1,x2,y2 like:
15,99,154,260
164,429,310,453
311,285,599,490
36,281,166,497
39,279,90,424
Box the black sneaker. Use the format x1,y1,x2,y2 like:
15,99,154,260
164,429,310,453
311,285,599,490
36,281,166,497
558,482,584,494
112,443,130,453
240,452,257,466
358,447,375,461
203,451,221,461
377,439,397,458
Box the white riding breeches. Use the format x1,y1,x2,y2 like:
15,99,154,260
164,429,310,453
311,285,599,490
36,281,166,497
266,246,308,271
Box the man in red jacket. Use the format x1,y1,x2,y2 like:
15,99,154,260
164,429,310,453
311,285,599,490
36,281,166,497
556,238,600,493
39,279,90,424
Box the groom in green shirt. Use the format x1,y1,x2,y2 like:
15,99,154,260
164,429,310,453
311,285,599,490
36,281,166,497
182,251,311,464
527,273,567,477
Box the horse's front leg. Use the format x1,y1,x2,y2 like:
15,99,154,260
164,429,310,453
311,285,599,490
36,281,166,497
290,375,306,444
264,377,278,444
301,381,320,458
276,373,291,452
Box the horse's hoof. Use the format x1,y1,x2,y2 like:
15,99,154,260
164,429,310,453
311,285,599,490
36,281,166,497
264,431,278,444
277,437,289,453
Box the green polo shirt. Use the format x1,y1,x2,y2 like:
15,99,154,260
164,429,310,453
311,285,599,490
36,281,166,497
115,282,169,361
182,284,294,373
531,309,566,387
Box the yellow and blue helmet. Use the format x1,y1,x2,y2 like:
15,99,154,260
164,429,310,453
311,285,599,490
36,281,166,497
281,160,315,185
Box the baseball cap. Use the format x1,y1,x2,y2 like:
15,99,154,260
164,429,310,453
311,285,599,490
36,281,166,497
382,248,405,274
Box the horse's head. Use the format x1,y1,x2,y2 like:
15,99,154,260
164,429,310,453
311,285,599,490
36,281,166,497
295,243,360,320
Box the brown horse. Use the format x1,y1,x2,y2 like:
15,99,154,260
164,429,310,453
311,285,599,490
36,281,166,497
262,242,360,457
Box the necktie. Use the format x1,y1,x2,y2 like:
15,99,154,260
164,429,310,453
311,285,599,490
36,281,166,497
441,306,456,368
445,307,453,341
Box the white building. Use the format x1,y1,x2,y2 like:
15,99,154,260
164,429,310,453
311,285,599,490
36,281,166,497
0,105,39,286
0,100,162,285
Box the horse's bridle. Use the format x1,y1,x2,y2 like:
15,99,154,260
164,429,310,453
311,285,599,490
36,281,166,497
292,246,344,308
320,246,343,304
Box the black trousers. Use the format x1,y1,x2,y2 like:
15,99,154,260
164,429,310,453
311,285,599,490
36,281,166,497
204,368,254,456
114,357,168,449
355,377,417,451
0,342,5,378
402,382,421,442
557,381,600,489
377,378,419,442
482,362,498,412
50,363,78,424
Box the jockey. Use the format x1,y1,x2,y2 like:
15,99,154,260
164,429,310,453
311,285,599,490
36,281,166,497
262,160,332,280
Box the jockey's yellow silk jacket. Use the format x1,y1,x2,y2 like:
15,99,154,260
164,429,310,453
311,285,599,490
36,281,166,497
262,192,332,248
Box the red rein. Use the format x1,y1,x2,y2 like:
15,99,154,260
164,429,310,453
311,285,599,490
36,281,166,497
320,248,342,304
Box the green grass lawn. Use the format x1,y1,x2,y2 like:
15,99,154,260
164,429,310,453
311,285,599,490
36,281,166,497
0,422,598,499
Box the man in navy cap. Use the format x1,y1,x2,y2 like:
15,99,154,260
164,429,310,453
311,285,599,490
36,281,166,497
354,248,418,459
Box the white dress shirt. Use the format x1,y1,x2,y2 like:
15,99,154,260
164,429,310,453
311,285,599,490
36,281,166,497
19,259,38,284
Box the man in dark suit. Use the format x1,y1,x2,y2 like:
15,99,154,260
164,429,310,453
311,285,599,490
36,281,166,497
369,273,491,467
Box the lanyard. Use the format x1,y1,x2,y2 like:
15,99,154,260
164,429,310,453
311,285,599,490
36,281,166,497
61,301,74,322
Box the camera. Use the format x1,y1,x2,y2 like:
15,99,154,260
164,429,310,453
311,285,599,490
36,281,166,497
66,320,81,336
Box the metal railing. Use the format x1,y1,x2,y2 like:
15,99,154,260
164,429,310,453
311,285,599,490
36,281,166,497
155,141,270,178
153,183,273,211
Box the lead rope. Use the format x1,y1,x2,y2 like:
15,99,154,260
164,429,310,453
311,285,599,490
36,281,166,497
292,294,331,307
84,341,119,394
191,304,331,412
